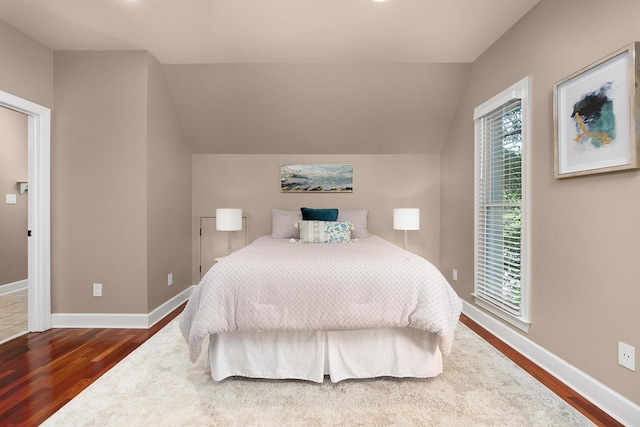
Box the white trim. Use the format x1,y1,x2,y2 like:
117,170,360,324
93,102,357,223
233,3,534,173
51,312,150,329
472,294,531,333
462,300,640,426
0,89,51,333
147,286,193,327
0,279,28,296
51,286,193,329
474,79,526,119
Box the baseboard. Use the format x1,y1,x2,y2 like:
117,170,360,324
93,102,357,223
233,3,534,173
462,300,640,427
51,286,193,329
0,279,28,296
147,286,193,328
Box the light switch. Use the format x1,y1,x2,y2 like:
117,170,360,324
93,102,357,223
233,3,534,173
5,194,17,204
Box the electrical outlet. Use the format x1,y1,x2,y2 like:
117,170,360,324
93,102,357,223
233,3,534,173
618,342,636,371
93,283,102,297
168,273,173,286
452,269,458,282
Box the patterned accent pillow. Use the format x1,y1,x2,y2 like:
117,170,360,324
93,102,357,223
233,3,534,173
297,220,353,243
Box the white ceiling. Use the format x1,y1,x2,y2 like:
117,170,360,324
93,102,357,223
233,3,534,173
0,0,540,64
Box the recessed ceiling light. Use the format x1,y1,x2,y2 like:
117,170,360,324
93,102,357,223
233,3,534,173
371,0,387,3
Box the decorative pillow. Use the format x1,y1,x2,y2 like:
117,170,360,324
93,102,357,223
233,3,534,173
337,209,369,238
271,209,302,239
301,207,339,222
297,220,353,243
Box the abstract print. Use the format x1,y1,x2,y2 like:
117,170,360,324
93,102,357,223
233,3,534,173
571,82,616,148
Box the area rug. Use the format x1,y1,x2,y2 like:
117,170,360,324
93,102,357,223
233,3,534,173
42,318,592,426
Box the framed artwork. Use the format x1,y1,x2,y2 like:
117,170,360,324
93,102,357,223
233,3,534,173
280,164,353,192
554,42,640,178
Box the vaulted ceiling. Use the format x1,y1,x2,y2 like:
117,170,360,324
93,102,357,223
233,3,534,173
0,0,541,153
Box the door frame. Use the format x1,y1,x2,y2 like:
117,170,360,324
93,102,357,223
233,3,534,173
0,89,51,331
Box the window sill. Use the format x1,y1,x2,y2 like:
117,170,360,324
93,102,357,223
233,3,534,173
472,294,531,333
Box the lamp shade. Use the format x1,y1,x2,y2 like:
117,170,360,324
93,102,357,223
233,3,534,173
216,208,243,231
393,208,420,231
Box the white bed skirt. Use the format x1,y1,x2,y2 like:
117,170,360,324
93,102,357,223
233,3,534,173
208,328,442,383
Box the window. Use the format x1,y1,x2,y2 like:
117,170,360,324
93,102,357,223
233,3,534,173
473,77,530,332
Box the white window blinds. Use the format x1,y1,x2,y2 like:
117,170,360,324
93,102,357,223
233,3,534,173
474,77,530,331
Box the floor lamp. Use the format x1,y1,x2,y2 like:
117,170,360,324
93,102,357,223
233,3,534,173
216,208,243,254
393,208,420,250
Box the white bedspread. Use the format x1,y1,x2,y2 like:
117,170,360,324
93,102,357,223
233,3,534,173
180,236,462,362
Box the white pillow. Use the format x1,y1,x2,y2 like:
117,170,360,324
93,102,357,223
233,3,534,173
271,209,302,239
337,209,369,238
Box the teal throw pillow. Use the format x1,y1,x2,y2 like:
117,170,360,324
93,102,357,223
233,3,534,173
301,207,339,222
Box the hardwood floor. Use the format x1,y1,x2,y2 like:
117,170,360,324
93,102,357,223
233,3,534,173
0,303,185,426
0,307,622,426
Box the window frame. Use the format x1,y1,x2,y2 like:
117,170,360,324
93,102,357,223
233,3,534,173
473,76,531,333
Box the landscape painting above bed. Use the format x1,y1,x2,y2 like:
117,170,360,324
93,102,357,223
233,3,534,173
280,164,353,192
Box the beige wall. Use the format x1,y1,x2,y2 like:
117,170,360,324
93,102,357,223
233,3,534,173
163,63,469,155
0,19,51,288
52,51,193,314
146,54,192,310
0,107,28,286
192,154,440,284
0,20,193,316
0,18,50,288
440,0,640,406
0,19,52,108
52,51,149,313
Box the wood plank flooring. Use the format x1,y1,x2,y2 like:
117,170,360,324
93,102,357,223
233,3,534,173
0,306,622,426
0,304,185,426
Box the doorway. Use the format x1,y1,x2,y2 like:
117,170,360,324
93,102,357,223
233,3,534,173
0,89,51,333
0,106,28,341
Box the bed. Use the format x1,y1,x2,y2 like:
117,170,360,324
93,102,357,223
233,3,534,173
180,209,463,383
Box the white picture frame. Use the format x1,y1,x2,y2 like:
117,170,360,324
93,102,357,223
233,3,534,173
554,42,640,178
